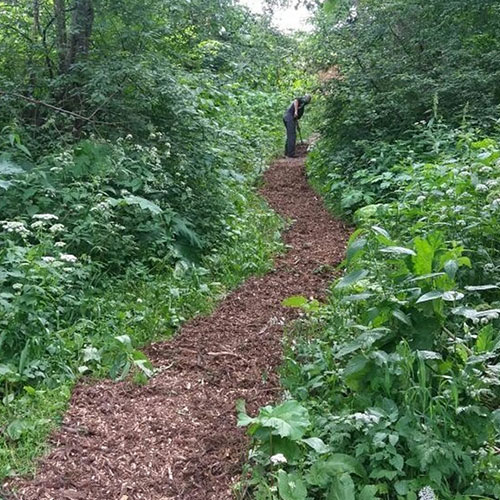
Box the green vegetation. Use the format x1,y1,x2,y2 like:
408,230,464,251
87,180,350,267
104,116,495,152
239,1,500,499
0,0,311,479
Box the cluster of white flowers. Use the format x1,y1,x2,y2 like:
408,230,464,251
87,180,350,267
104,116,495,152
41,256,56,263
490,198,500,210
90,200,111,212
351,412,381,425
33,213,58,221
55,241,66,248
1,221,30,236
60,253,78,263
49,223,65,233
476,183,488,192
270,453,287,465
12,283,23,290
125,133,133,140
480,166,493,174
418,486,436,500
415,195,426,204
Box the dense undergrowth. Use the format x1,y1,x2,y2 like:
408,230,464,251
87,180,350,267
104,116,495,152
238,1,500,499
0,0,310,480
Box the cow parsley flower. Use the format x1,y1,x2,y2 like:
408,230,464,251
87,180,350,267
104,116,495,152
55,241,66,248
12,283,23,290
59,253,77,263
32,213,58,221
418,486,436,500
270,453,287,465
1,221,30,236
49,224,65,233
41,256,56,263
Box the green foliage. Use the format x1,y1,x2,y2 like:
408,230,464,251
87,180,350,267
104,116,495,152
242,131,500,498
0,0,306,481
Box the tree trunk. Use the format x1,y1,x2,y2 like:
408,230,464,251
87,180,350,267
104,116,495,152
64,0,94,72
53,0,68,72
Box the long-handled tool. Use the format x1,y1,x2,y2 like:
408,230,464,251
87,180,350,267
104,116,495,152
296,120,304,144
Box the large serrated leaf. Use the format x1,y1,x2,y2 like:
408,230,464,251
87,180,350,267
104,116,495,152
278,470,307,500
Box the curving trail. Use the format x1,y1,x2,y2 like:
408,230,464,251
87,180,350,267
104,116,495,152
9,145,350,499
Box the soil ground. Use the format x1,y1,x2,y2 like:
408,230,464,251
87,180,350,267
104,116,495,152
7,144,350,499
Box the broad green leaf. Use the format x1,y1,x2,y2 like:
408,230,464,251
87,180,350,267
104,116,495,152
415,291,443,304
0,160,24,175
327,473,355,500
416,350,442,360
465,284,499,291
6,419,29,441
236,399,255,427
335,269,368,289
321,454,366,477
346,238,366,264
335,328,388,359
442,291,464,302
282,295,308,308
392,309,411,325
359,485,379,500
301,437,329,453
256,401,310,440
371,225,392,244
0,364,15,377
123,195,163,214
412,236,434,275
115,334,132,348
476,325,495,353
444,259,458,279
381,246,416,256
341,293,374,303
277,470,307,500
18,340,30,374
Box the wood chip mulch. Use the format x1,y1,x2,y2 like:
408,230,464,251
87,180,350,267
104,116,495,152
7,144,350,499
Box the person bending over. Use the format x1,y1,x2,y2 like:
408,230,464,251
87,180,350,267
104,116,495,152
283,94,311,158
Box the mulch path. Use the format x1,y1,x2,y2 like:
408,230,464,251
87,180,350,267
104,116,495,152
7,144,350,499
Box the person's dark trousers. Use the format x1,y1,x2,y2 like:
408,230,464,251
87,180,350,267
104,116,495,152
283,113,297,157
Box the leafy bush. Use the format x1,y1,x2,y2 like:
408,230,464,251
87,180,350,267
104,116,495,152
239,128,500,499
